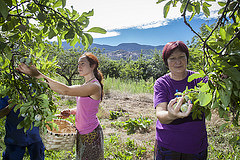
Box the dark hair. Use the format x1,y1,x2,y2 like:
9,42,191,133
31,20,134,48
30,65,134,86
83,52,104,100
162,41,189,66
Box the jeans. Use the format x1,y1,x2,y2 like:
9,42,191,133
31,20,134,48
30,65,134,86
154,142,208,160
2,141,45,160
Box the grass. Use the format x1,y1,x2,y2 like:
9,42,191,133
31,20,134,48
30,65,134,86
207,124,240,160
104,76,154,94
104,134,149,160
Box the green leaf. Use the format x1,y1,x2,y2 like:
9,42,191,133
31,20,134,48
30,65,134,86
188,71,205,82
57,36,62,48
219,27,226,40
4,0,12,7
189,12,195,21
219,88,231,108
163,1,171,18
180,3,185,13
70,33,78,47
17,121,25,130
205,24,212,32
223,79,233,91
199,83,210,92
187,4,193,12
71,11,79,20
81,33,89,49
83,33,93,45
57,21,65,30
62,0,66,8
13,104,21,112
156,0,166,4
43,26,48,33
0,42,7,51
34,120,41,127
37,12,47,22
53,0,62,8
202,3,210,17
198,92,212,106
9,33,20,42
218,1,226,7
219,123,228,132
64,29,75,39
0,0,8,19
20,106,29,115
195,2,200,14
203,2,212,7
225,67,240,81
82,9,94,17
87,27,107,34
211,99,219,109
48,28,57,39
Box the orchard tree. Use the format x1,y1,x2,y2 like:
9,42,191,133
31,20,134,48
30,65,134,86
0,0,106,132
54,46,104,86
53,45,83,86
157,0,240,145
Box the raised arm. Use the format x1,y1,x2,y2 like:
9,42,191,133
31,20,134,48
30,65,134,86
0,105,13,119
17,63,101,97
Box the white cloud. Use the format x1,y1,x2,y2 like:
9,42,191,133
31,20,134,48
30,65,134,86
89,31,120,38
66,0,221,38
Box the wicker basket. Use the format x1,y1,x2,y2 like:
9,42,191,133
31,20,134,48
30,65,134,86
41,119,77,151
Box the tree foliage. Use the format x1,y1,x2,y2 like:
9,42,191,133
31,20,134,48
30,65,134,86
157,0,240,143
98,49,167,82
0,0,106,131
53,46,104,86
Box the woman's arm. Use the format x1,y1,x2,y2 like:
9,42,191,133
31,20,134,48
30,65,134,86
156,97,192,124
0,105,13,119
17,63,101,97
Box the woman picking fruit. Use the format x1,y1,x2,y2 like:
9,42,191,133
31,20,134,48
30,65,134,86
153,41,208,160
17,52,104,160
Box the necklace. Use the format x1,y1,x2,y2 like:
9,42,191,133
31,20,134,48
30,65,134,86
85,77,95,84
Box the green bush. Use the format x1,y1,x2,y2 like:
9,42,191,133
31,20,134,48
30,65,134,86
111,115,153,135
104,134,148,159
109,110,123,120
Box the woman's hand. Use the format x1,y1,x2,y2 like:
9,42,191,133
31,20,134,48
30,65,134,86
17,63,42,78
167,97,192,119
57,109,77,119
58,109,71,119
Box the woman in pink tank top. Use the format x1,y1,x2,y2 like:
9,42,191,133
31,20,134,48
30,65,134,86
17,52,104,160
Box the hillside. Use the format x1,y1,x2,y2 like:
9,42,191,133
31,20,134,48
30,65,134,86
62,42,164,60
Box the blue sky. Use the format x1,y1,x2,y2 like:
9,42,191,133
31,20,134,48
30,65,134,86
65,0,220,46
93,18,217,46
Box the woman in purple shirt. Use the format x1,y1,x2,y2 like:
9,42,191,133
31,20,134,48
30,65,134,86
153,41,208,160
17,52,104,160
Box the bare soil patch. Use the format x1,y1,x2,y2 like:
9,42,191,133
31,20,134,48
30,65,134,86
100,90,156,159
58,90,227,159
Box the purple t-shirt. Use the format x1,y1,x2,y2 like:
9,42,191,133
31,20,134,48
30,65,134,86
153,70,208,154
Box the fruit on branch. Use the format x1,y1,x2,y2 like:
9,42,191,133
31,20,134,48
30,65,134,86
173,95,190,113
18,24,27,33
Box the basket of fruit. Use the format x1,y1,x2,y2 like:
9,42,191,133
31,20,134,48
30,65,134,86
41,119,77,151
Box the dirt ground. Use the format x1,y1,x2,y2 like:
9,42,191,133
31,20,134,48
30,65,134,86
99,90,156,159
58,90,226,159
99,90,227,159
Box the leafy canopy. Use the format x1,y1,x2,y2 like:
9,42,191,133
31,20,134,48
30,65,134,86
157,0,240,133
0,0,106,132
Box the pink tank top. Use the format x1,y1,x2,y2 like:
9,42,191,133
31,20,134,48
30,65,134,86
75,80,101,134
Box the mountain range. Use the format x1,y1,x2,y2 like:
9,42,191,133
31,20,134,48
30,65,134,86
62,42,164,60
